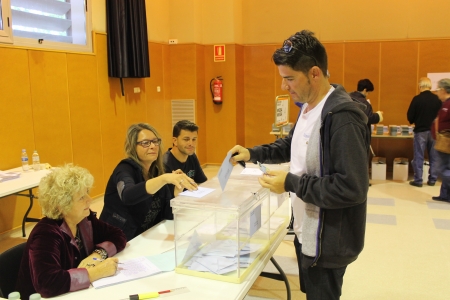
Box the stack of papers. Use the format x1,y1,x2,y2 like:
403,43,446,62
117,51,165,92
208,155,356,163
0,171,20,183
185,240,262,275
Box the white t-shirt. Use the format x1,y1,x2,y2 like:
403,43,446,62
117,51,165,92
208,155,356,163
290,86,334,243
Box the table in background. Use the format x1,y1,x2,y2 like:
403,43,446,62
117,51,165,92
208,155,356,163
48,220,288,300
371,134,413,139
0,167,51,237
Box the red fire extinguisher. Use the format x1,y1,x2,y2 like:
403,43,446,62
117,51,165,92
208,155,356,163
210,76,223,104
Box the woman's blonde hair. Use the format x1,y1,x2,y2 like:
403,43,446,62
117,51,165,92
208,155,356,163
124,123,165,178
39,164,94,219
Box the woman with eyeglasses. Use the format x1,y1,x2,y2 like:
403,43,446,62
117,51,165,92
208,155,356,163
100,123,198,241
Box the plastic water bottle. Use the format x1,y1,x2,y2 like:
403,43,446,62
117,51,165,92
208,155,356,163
29,293,41,300
21,149,29,171
32,150,40,171
7,291,21,299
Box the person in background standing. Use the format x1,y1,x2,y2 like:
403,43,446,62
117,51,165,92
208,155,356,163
407,77,442,187
349,79,384,133
431,79,450,202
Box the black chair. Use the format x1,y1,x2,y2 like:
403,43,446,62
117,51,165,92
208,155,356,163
0,242,27,298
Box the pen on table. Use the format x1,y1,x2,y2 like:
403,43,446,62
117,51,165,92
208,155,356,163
126,287,188,299
92,257,123,264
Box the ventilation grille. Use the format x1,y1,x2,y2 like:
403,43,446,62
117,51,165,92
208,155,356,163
171,99,196,128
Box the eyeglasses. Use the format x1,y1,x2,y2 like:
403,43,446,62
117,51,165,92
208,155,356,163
282,39,319,67
136,138,161,148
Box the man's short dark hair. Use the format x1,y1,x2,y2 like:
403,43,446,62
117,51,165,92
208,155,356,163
272,30,328,76
357,79,374,92
173,120,199,137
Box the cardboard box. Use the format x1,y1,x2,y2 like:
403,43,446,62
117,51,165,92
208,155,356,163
393,157,408,181
423,160,430,182
372,157,386,180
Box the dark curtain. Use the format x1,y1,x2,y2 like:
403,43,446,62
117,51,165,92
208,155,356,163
106,0,150,94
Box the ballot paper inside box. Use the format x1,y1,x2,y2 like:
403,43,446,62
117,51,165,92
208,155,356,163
171,174,290,283
393,157,408,181
372,157,386,180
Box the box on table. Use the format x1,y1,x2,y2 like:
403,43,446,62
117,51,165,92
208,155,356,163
393,157,408,181
171,165,290,284
389,125,398,136
372,157,386,180
423,160,430,182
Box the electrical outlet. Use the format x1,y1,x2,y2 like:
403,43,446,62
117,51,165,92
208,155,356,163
134,87,140,93
169,39,178,45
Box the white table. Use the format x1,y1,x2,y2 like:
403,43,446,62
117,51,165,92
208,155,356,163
48,220,288,300
0,167,51,237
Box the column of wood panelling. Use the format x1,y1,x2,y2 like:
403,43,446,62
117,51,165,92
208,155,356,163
379,41,418,125
375,41,419,169
28,51,73,167
0,48,34,169
96,34,127,184
203,44,238,163
66,53,104,197
324,43,345,86
418,40,450,78
146,43,171,147
168,44,198,154
195,45,207,164
161,44,173,144
235,44,245,147
243,45,278,148
0,47,36,232
343,42,381,103
124,77,147,126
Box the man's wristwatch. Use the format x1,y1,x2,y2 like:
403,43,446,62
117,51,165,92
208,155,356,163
93,248,108,259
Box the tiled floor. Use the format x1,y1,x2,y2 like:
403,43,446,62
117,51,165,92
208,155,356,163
1,166,450,299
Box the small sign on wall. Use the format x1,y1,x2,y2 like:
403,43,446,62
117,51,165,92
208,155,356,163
214,45,225,62
428,72,450,90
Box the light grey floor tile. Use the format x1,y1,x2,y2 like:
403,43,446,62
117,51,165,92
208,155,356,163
433,218,450,230
366,213,397,225
427,201,450,210
367,197,395,206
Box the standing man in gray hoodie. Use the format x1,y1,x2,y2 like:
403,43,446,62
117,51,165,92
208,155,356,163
230,30,370,300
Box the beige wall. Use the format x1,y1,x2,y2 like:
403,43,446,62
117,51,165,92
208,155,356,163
94,1,450,44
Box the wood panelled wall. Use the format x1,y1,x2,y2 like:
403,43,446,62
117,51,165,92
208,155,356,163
2,35,450,234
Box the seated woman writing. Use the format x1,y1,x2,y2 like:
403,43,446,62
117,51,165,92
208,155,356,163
100,123,198,241
16,164,127,299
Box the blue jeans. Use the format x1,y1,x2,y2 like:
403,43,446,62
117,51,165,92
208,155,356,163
436,151,450,200
294,235,347,299
412,131,438,183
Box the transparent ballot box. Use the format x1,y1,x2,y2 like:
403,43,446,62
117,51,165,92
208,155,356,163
171,165,290,283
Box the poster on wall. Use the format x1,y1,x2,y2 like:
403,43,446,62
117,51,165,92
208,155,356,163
427,73,450,90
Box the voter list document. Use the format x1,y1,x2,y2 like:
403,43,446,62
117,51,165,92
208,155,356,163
92,256,161,288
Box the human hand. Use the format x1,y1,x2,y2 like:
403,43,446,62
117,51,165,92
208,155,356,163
84,257,119,283
229,145,250,164
78,252,102,269
166,172,198,191
257,170,288,194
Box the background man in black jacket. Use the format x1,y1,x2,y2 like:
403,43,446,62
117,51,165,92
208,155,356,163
407,77,442,187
